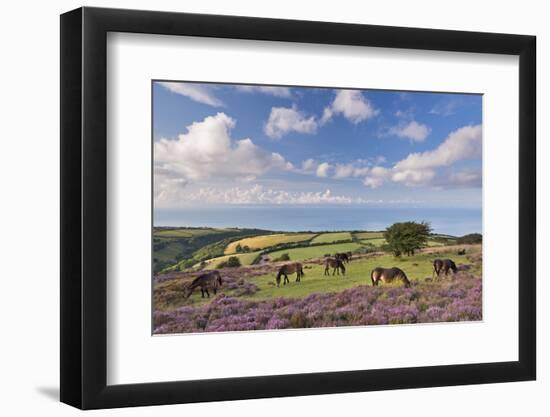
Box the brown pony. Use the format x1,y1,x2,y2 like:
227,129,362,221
432,259,458,279
335,252,350,263
371,267,411,288
324,257,346,276
185,270,223,298
276,262,304,287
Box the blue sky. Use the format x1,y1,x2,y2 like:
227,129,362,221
153,81,482,209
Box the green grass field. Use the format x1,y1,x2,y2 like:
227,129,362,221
225,233,316,254
353,231,384,239
268,242,363,262
310,232,352,244
202,251,262,269
359,238,386,246
244,249,473,300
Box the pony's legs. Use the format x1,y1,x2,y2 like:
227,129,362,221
205,288,210,298
200,289,205,298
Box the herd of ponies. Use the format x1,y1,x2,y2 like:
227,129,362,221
183,250,461,299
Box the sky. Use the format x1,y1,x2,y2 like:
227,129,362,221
153,81,482,209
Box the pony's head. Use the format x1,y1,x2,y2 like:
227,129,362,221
450,261,458,273
339,261,346,275
183,283,193,299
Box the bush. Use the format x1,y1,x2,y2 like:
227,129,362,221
273,253,291,262
217,256,241,269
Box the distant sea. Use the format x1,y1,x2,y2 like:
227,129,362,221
154,206,481,236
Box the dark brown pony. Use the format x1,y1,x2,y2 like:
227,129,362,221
276,262,304,287
335,252,350,263
324,257,346,276
185,270,223,298
371,267,411,288
432,259,458,279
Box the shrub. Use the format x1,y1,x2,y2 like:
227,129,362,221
217,256,241,268
273,253,291,262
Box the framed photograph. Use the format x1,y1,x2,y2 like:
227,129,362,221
60,6,536,409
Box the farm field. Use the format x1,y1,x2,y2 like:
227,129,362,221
225,233,316,254
267,242,363,262
359,238,386,246
353,231,384,240
310,232,352,244
202,251,261,269
153,227,269,273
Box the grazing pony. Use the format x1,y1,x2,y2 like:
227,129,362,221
432,259,458,279
457,249,466,255
324,257,346,276
335,252,350,264
276,262,304,287
185,270,223,298
371,267,411,288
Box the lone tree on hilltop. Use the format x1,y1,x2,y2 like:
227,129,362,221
384,221,432,257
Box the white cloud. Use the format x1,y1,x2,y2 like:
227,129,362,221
389,120,431,142
173,185,373,205
364,124,482,188
157,81,224,107
301,158,316,171
333,162,370,179
264,105,318,139
154,113,292,191
363,166,390,188
235,85,292,98
316,162,332,177
394,124,482,172
299,159,373,179
321,90,379,124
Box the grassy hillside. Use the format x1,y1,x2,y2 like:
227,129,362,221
267,242,363,262
310,232,352,244
353,231,384,239
153,227,268,273
245,249,473,300
359,238,386,246
202,251,262,269
225,233,316,254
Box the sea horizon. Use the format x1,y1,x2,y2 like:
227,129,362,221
154,205,482,237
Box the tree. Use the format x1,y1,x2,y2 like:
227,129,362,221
235,243,243,253
384,221,432,257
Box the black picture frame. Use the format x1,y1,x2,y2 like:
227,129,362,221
60,6,536,410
